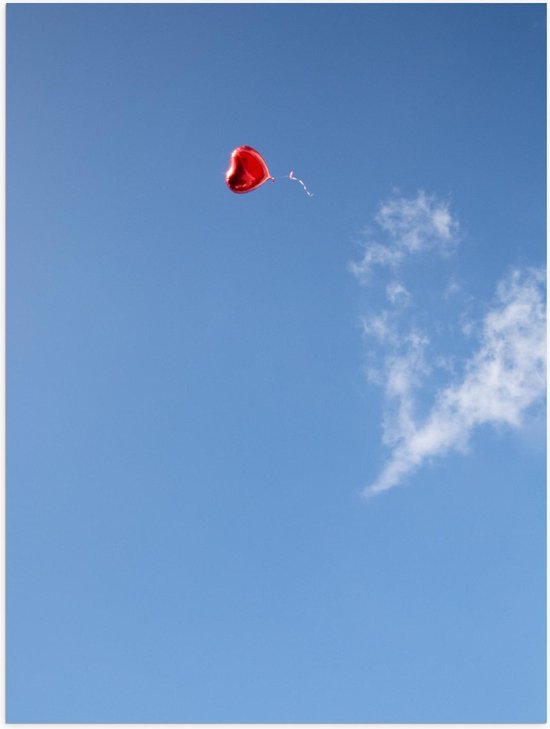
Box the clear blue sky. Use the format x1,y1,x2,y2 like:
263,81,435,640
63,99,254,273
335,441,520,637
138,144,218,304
7,3,546,722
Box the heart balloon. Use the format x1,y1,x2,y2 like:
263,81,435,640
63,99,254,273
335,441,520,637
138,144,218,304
225,146,272,194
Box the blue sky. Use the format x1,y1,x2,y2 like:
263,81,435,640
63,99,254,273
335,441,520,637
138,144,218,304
7,3,546,722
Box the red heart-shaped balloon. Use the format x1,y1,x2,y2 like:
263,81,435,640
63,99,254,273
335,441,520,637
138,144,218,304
225,146,272,194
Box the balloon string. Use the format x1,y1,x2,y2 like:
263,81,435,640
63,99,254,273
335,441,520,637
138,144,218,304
270,171,314,197
289,170,314,197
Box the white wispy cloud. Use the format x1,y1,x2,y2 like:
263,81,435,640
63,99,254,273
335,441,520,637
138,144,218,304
361,310,398,345
351,192,545,499
379,329,431,450
350,191,459,282
376,191,458,250
348,242,402,281
444,276,461,299
386,281,411,306
364,268,546,497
